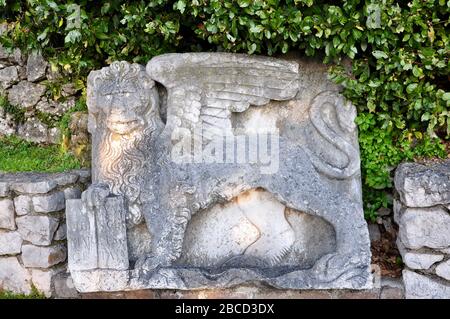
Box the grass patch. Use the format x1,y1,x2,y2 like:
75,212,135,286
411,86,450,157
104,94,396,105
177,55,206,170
0,287,46,299
0,135,82,172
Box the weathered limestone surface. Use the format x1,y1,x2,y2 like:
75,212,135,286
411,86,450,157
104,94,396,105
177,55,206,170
0,257,32,294
21,244,67,268
399,207,450,250
0,170,89,296
395,161,450,208
403,270,450,299
0,231,22,255
0,198,15,230
32,191,65,213
26,52,48,82
395,160,450,299
13,195,32,216
67,54,371,292
16,215,59,246
435,260,450,281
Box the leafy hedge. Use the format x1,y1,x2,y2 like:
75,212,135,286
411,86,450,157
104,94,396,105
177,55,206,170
1,0,449,219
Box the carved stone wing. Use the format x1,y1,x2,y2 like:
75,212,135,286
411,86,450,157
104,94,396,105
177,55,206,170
146,53,300,141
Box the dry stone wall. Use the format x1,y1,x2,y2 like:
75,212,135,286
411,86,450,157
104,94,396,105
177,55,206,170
394,160,450,299
0,170,89,297
0,24,81,145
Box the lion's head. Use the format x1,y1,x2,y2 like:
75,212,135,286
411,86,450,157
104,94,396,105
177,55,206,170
87,61,160,226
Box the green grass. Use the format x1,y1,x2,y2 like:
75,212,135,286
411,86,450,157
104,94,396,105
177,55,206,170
0,287,46,299
0,135,82,172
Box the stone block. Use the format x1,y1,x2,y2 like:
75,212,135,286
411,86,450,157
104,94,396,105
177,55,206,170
17,117,49,144
16,215,59,246
30,267,65,298
67,197,129,271
0,181,9,197
435,260,450,281
21,244,67,268
0,231,22,255
395,161,450,207
402,252,444,270
0,257,32,294
403,270,450,299
0,198,15,230
32,191,65,213
399,207,450,250
64,186,82,200
26,51,48,82
11,179,57,194
13,195,32,215
7,81,46,109
0,65,18,89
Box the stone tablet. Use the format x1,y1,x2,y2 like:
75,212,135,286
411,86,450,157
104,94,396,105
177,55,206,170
66,53,372,292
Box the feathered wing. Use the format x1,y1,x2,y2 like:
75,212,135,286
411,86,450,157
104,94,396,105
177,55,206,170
146,53,300,142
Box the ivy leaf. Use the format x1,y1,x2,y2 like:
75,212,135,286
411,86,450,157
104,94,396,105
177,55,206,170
64,30,81,44
372,50,388,59
406,83,418,94
174,1,186,13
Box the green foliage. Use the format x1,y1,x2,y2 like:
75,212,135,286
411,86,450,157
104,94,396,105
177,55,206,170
0,135,81,172
0,286,46,299
0,0,449,216
0,94,25,124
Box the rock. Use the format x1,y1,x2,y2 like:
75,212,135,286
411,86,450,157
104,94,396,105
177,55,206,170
32,191,65,213
17,117,49,144
0,108,16,136
399,207,450,249
440,248,450,254
61,83,78,97
7,81,46,109
0,257,32,294
17,65,27,80
13,195,32,215
46,65,62,81
403,270,450,299
30,267,65,297
16,215,59,246
47,127,61,144
382,217,396,236
368,223,381,242
53,272,79,299
64,186,82,200
36,97,75,117
395,161,450,207
377,207,391,217
393,198,403,224
54,223,67,241
435,260,450,281
402,252,444,270
0,181,9,197
72,169,91,184
52,172,79,186
0,231,23,255
11,178,57,194
0,198,15,230
0,65,19,89
26,52,48,82
21,244,67,268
